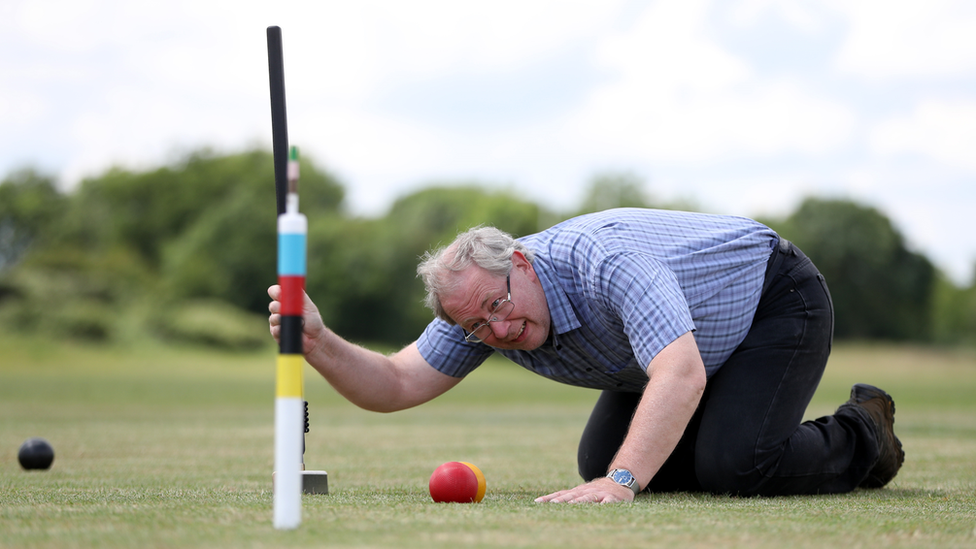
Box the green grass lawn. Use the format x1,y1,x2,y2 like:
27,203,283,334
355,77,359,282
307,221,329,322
1,337,974,548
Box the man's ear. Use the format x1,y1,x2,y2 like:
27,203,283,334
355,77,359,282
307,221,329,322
511,250,535,279
511,250,527,268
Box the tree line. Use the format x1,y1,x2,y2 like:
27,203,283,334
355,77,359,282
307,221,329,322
1,149,973,349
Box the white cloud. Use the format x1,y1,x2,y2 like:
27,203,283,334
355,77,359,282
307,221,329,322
356,1,617,75
252,1,623,105
0,83,46,127
728,0,828,34
569,0,855,163
870,99,976,171
832,0,976,79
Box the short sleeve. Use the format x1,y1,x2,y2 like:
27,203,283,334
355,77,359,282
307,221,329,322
416,318,495,378
592,252,696,370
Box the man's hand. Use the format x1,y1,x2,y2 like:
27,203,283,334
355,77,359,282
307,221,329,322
534,477,635,504
268,284,325,355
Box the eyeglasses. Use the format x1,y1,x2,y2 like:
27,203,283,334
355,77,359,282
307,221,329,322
463,274,515,343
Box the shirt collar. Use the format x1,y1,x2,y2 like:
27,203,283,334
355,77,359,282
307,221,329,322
531,257,582,336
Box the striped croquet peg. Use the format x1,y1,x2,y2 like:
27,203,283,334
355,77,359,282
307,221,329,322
273,145,307,530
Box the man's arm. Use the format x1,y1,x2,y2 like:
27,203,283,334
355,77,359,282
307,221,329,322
535,331,706,503
269,285,462,413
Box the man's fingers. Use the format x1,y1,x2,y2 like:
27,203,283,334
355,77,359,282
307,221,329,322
534,489,573,503
535,479,633,504
268,285,285,344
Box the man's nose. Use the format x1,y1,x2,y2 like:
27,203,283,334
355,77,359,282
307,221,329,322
489,318,512,338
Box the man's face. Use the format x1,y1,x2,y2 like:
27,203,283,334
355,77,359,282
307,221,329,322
439,251,551,351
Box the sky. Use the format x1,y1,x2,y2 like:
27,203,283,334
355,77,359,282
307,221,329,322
2,0,975,284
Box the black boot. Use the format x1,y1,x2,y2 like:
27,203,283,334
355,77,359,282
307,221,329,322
838,383,905,488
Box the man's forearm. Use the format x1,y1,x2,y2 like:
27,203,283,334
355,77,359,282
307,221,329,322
304,330,404,412
609,333,707,490
305,335,461,414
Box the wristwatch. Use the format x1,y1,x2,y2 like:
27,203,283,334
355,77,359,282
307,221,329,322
606,468,641,495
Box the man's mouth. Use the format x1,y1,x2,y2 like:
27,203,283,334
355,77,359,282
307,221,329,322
514,321,526,342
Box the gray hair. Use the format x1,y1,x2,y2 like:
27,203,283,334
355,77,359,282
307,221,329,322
417,226,534,323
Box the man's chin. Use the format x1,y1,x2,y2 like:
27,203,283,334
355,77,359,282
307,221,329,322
516,322,549,351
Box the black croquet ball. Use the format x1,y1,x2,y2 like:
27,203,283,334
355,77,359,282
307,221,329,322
18,437,55,470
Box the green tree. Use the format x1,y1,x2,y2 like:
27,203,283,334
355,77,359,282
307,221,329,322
576,172,652,215
931,270,976,346
0,150,345,344
773,198,935,341
55,149,343,270
0,169,66,272
155,150,344,313
574,171,697,216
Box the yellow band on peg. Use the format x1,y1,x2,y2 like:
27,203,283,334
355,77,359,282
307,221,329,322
276,354,304,398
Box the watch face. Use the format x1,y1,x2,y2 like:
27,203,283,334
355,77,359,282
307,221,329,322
611,469,634,485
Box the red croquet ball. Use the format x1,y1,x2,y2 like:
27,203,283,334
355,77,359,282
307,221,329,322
429,461,480,503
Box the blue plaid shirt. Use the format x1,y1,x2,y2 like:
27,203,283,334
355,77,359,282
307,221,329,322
417,208,779,392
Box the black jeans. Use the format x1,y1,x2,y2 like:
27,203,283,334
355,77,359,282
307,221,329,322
577,240,879,495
